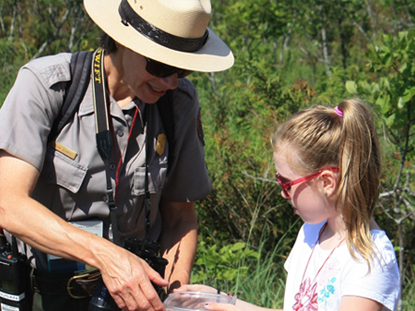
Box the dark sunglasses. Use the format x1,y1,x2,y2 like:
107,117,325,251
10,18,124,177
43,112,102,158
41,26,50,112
275,167,339,198
145,57,193,78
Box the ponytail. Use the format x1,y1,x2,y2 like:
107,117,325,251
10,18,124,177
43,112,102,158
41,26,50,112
336,99,381,266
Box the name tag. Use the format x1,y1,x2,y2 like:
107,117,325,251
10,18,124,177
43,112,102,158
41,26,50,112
51,141,78,160
69,220,103,237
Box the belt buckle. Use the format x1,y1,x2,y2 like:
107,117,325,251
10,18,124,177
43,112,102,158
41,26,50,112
67,273,90,299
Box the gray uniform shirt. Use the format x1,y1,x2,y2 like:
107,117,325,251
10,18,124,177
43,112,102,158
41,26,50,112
0,53,211,270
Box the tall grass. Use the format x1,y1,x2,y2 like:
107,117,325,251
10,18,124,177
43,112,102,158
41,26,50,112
402,275,415,311
230,244,286,309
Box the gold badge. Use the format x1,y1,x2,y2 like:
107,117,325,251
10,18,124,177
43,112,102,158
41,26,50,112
156,133,166,156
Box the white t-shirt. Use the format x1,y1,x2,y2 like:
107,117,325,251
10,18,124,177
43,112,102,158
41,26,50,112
284,221,400,311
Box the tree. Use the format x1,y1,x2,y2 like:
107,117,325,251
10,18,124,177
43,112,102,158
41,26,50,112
346,30,415,310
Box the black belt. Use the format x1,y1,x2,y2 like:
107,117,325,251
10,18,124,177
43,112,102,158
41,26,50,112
33,269,101,299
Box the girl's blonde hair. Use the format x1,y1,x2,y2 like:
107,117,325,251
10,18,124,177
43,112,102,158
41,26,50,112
271,99,381,266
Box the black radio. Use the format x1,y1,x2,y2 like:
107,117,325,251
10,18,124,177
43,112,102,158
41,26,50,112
0,236,32,311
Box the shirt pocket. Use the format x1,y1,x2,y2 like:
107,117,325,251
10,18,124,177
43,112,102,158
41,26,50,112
133,162,168,196
42,148,88,193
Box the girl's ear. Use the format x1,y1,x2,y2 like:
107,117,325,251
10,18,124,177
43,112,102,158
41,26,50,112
320,169,338,198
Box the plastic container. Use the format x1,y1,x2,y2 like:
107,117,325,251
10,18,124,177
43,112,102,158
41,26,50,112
164,291,237,311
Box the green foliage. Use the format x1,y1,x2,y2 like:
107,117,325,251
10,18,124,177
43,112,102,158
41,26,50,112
193,220,300,309
346,29,415,159
0,38,30,106
191,241,260,284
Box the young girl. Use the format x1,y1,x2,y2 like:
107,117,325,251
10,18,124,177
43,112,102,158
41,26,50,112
176,99,400,311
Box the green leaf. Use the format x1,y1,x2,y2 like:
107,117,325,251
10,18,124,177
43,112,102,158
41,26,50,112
230,242,246,251
376,96,391,114
345,81,358,94
358,81,372,94
402,87,415,103
398,97,404,109
399,63,407,73
384,113,396,127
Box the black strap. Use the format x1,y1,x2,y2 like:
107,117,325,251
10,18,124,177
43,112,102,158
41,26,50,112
48,51,93,143
118,0,208,53
91,48,120,246
144,107,152,237
92,50,112,162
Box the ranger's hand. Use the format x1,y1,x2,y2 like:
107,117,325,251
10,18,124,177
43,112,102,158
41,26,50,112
99,245,168,311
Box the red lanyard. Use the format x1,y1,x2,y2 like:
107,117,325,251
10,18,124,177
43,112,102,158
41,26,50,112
301,222,345,282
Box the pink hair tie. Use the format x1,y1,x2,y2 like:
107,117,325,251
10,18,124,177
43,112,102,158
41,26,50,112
334,106,344,118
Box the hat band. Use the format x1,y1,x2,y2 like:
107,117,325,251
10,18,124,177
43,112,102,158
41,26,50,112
118,0,209,53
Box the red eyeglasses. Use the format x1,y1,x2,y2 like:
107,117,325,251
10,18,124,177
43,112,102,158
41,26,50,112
275,167,339,198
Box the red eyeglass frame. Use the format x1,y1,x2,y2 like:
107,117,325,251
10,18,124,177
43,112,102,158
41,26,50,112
275,167,339,198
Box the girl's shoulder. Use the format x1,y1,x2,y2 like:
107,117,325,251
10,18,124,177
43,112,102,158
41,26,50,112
370,229,397,265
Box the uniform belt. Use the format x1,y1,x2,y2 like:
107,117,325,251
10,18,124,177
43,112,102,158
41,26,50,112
33,269,101,299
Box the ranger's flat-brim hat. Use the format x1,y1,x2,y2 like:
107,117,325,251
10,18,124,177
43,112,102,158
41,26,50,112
84,0,234,72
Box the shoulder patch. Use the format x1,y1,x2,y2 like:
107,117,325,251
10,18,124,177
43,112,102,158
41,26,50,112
197,108,205,146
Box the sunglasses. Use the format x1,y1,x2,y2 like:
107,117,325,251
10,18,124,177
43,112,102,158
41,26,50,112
275,167,339,198
145,57,193,78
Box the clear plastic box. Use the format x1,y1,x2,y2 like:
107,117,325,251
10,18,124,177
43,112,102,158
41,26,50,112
164,291,237,310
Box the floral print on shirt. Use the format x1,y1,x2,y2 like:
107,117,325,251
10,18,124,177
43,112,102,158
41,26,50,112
293,277,318,310
293,259,341,310
316,259,341,309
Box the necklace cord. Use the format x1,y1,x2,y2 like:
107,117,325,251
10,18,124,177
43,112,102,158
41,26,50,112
301,222,345,283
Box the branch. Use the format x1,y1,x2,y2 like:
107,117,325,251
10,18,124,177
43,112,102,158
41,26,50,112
403,197,414,213
398,207,415,224
279,11,297,66
208,72,218,96
379,190,395,198
367,0,377,40
319,5,332,79
242,170,279,185
404,171,415,197
0,7,5,36
31,6,72,60
377,201,397,222
17,2,27,56
68,4,82,51
349,16,375,46
8,0,17,40
48,3,57,28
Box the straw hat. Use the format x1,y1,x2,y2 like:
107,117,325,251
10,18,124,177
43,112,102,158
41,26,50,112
84,0,234,72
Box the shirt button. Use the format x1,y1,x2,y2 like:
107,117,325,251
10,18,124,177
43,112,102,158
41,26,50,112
109,163,116,170
117,129,124,137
